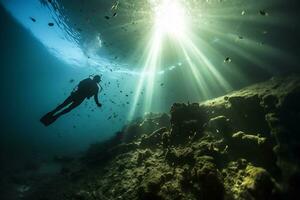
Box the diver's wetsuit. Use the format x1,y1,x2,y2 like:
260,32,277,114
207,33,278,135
54,78,99,114
51,91,86,115
40,77,100,126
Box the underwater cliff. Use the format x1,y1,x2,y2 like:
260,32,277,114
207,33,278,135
20,75,300,200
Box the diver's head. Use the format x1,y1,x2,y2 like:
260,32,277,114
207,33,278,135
93,75,101,83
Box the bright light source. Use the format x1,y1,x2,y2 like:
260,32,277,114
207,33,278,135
154,0,187,37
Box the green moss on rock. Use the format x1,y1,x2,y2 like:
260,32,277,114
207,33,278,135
25,76,300,200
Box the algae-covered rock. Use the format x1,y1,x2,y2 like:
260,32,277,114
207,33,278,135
25,76,300,200
223,161,280,200
240,165,280,200
261,94,279,111
123,113,170,143
137,149,152,165
170,103,207,129
229,131,278,172
139,127,168,148
231,131,266,146
206,115,232,137
165,147,195,166
227,95,270,135
137,173,163,200
176,157,225,200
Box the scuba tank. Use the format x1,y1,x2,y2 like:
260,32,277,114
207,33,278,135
89,74,103,92
72,74,103,94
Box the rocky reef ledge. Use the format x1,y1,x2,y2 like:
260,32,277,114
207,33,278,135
28,75,300,200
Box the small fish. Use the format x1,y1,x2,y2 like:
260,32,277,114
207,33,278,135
241,10,246,16
48,22,54,27
29,17,36,22
224,57,232,63
111,1,119,11
110,99,116,104
105,16,110,20
17,185,30,193
259,10,268,16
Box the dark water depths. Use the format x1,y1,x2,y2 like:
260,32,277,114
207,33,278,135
0,0,299,184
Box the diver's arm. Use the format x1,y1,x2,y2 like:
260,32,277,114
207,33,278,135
94,92,102,107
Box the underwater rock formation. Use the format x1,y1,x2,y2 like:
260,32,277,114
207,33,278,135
26,75,300,200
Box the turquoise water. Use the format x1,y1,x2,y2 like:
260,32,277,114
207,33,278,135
0,0,299,186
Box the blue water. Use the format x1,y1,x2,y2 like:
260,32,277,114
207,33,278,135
0,4,128,168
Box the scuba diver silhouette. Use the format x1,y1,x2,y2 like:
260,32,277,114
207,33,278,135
40,75,102,126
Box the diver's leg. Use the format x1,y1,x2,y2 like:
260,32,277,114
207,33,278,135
54,98,84,118
40,94,78,126
41,95,72,125
50,95,74,114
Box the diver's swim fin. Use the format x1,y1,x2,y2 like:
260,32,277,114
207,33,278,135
40,112,58,126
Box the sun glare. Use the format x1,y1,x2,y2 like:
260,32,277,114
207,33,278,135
154,0,187,37
129,0,236,120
